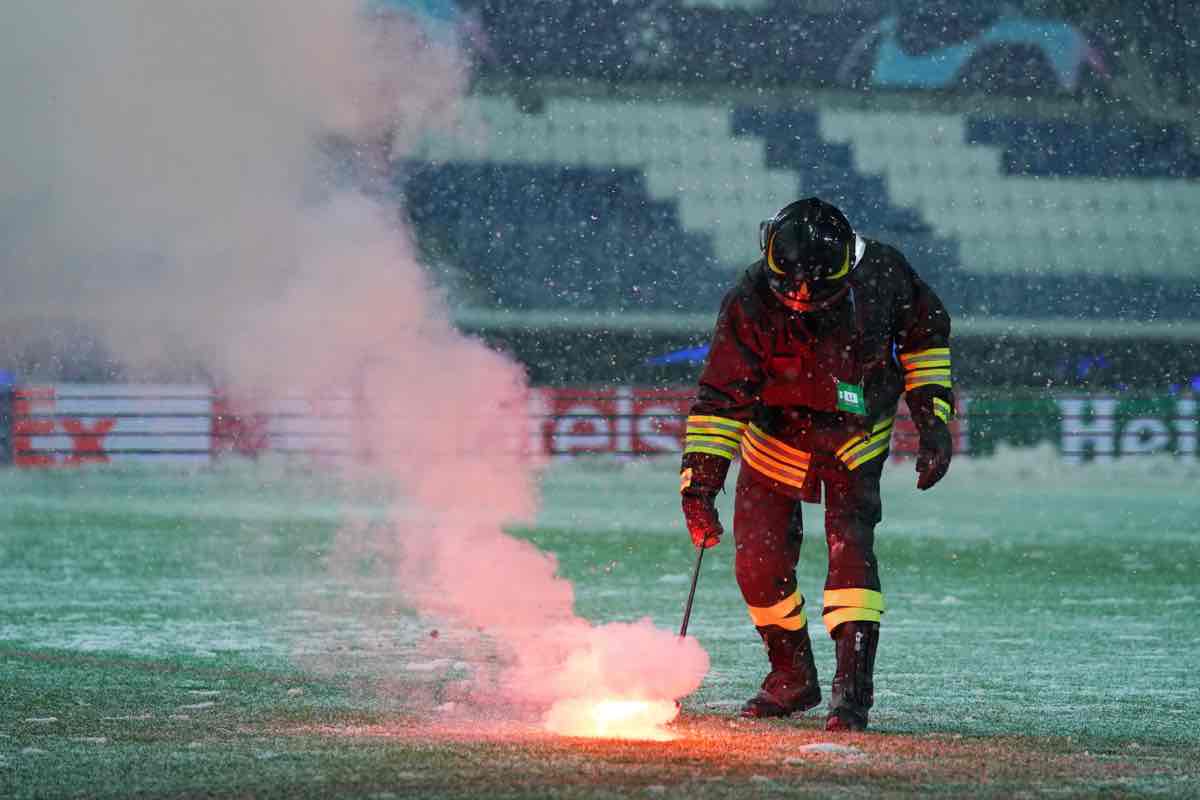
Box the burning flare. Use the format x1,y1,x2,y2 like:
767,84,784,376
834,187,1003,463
543,697,680,741
530,622,707,741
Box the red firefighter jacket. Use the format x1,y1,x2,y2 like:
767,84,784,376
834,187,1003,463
683,238,954,498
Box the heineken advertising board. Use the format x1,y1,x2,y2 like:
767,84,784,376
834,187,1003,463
1,385,1195,465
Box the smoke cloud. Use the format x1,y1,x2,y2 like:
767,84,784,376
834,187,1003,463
0,1,707,731
0,0,463,379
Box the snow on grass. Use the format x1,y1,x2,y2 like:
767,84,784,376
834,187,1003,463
1,447,1197,756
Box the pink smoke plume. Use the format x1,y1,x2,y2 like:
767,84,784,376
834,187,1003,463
0,1,708,735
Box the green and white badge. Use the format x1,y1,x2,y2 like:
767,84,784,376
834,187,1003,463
836,381,867,415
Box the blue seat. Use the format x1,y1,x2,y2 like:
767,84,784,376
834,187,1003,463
397,161,725,311
733,106,963,300
966,117,1200,178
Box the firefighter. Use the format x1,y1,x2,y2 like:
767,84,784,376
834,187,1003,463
679,198,954,732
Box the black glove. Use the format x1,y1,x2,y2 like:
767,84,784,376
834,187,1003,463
915,421,952,490
680,451,731,549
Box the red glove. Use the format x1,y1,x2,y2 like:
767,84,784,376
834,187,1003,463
679,451,732,549
682,491,723,548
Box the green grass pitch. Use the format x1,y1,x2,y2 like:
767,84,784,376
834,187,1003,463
2,450,1198,798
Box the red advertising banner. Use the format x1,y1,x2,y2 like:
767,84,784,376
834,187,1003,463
528,387,962,458
8,384,966,466
12,385,213,467
529,387,692,456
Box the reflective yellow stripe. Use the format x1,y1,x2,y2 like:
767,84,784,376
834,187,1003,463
906,376,953,391
933,397,952,423
823,588,886,612
686,433,740,446
906,359,951,370
904,363,952,389
836,418,894,459
838,430,889,461
739,438,806,474
684,434,741,456
899,347,950,366
823,607,881,634
686,425,743,442
741,438,808,486
741,445,808,489
740,425,812,489
747,424,811,464
747,590,801,626
838,424,894,469
844,438,891,470
683,443,738,460
687,415,747,434
902,353,951,367
774,610,809,631
905,367,952,379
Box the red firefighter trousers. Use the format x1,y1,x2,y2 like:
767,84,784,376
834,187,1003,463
732,455,885,637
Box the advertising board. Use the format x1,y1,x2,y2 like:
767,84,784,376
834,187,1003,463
3,385,1193,466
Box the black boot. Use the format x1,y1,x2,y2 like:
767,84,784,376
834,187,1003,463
741,626,822,718
825,621,879,731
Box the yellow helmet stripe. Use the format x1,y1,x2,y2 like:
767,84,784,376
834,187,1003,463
767,235,851,279
766,230,785,275
826,243,851,279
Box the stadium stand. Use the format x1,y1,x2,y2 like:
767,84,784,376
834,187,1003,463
404,94,1200,319
824,110,1200,280
966,117,1200,179
401,158,724,312
410,96,797,266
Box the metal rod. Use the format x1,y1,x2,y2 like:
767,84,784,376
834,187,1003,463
678,545,706,638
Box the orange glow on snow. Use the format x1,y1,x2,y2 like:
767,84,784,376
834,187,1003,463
543,697,680,741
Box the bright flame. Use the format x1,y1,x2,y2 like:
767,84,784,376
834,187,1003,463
543,697,680,742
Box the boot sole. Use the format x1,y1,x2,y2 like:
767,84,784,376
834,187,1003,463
740,692,822,719
824,711,868,732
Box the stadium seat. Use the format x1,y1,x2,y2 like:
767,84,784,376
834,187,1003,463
401,93,1199,319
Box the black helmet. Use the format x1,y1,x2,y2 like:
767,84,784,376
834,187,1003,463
759,198,855,311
